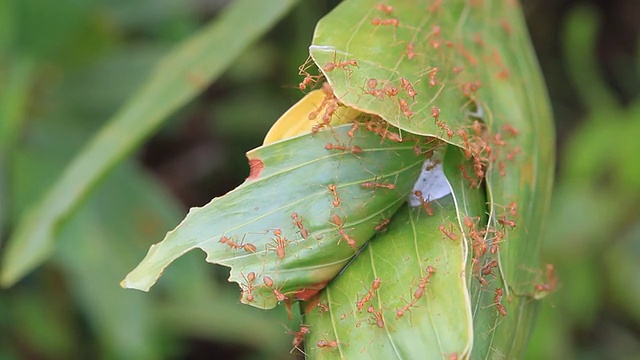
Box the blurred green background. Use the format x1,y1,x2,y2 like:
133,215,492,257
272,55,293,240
0,0,638,359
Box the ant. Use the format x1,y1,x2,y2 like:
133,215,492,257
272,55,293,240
323,58,358,72
371,17,399,27
396,266,436,317
268,229,289,259
291,212,309,239
430,106,440,120
263,275,288,302
289,324,311,353
438,223,459,241
375,218,391,232
490,230,504,254
219,236,256,253
481,260,499,276
383,83,400,97
502,124,519,137
400,78,417,98
494,288,507,316
356,277,381,311
325,142,363,154
317,339,339,349
368,307,385,328
428,67,439,87
414,190,435,216
241,271,256,302
497,215,516,230
375,3,393,13
534,264,558,293
361,180,396,190
398,98,414,118
327,184,340,207
332,215,358,249
405,42,416,60
347,121,360,138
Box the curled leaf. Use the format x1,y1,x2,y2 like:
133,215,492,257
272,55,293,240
122,124,431,309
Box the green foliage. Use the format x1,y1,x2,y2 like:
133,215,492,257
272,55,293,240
1,0,300,287
526,5,640,359
123,0,554,358
304,200,473,358
0,0,304,358
7,0,636,359
122,124,426,308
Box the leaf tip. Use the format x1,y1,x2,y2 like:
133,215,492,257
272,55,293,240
119,277,151,292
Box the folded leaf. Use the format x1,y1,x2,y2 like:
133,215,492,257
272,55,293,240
303,201,472,359
122,124,431,309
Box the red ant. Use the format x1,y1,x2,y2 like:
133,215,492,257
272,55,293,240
498,215,516,230
362,86,385,99
375,3,393,13
325,142,363,154
371,17,399,27
405,42,416,60
438,223,459,241
375,218,391,232
495,201,518,218
398,98,414,118
428,67,439,86
298,72,323,91
397,266,436,317
219,236,256,253
356,277,381,311
368,307,385,328
327,184,340,207
316,302,329,313
263,275,288,302
291,212,309,239
347,121,360,138
463,215,480,230
269,229,289,259
481,260,499,276
289,324,310,353
461,81,482,97
494,288,507,316
383,83,399,97
490,230,504,254
414,190,435,216
332,215,357,249
363,119,403,142
502,124,519,137
534,264,558,293
361,180,396,190
431,106,440,120
415,266,436,298
317,339,339,349
241,271,256,302
400,78,417,98
323,58,358,72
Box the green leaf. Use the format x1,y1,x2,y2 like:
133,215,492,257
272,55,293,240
308,0,555,358
122,124,428,309
0,0,300,287
303,201,472,359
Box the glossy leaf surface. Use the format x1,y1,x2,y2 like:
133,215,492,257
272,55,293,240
122,124,428,309
308,0,555,358
304,201,473,359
